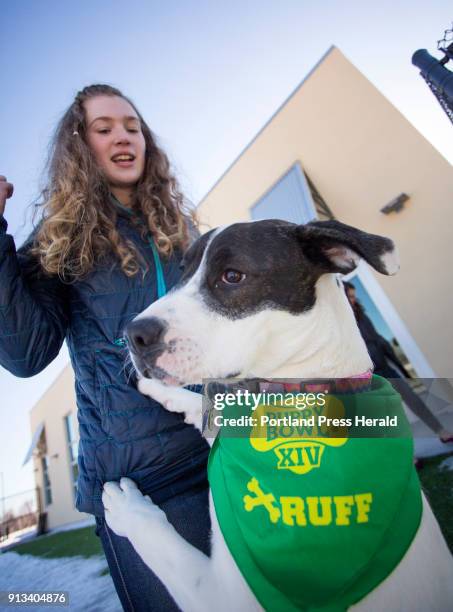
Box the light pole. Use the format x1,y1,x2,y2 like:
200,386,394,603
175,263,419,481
412,25,453,125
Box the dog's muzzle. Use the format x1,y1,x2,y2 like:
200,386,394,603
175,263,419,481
125,316,168,377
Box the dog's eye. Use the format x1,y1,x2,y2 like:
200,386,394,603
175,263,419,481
221,269,246,284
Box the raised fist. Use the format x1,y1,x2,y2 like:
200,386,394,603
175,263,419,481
0,176,14,216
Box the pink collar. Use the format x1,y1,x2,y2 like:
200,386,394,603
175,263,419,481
259,370,373,395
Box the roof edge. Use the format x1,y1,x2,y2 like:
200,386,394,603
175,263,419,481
197,45,337,206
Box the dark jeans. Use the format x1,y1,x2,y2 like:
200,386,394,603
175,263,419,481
95,485,211,611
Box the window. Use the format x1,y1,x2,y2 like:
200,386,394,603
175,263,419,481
64,413,79,501
250,163,317,224
41,456,52,506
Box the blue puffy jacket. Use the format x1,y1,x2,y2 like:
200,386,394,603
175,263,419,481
0,206,209,516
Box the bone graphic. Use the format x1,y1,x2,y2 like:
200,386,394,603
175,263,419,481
243,477,281,523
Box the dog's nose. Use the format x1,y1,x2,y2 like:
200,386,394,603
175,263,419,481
125,317,167,354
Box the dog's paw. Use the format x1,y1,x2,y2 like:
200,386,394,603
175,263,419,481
183,408,203,430
137,378,184,413
102,477,167,538
137,376,161,398
137,377,203,432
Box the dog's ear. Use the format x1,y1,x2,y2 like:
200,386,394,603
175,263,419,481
180,229,215,280
297,220,399,275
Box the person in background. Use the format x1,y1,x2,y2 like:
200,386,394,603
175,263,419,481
0,84,210,611
344,281,453,444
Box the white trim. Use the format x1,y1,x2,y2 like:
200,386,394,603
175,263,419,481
63,412,78,503
250,162,317,224
294,162,318,221
346,263,436,377
22,422,44,466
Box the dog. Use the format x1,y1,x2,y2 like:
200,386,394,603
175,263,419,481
102,219,453,611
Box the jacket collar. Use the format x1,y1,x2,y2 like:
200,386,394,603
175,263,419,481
109,193,135,219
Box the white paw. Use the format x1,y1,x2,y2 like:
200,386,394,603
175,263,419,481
138,377,186,414
102,477,167,538
137,376,162,398
184,409,202,430
137,377,203,432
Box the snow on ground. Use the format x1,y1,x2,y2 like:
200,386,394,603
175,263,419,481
0,525,37,551
0,552,121,611
0,518,96,553
48,516,95,534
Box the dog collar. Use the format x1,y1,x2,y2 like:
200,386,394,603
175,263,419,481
258,370,373,395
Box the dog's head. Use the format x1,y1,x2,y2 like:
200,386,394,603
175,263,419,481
126,219,399,384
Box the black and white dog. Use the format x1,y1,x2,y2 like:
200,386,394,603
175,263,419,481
103,220,453,611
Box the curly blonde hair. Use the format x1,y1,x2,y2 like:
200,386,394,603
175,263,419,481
31,84,195,281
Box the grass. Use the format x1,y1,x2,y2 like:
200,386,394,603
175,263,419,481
10,526,104,559
418,451,453,553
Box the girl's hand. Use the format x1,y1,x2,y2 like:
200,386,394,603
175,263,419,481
0,176,14,216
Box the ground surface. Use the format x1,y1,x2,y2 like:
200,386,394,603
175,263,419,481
418,451,453,553
0,526,120,611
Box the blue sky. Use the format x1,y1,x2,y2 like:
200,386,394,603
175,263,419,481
1,0,452,502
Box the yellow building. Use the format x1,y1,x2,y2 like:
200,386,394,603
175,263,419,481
198,46,453,378
25,365,89,530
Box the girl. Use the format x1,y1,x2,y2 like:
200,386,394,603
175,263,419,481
0,84,210,610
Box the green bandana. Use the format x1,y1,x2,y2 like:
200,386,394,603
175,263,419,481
207,375,422,611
